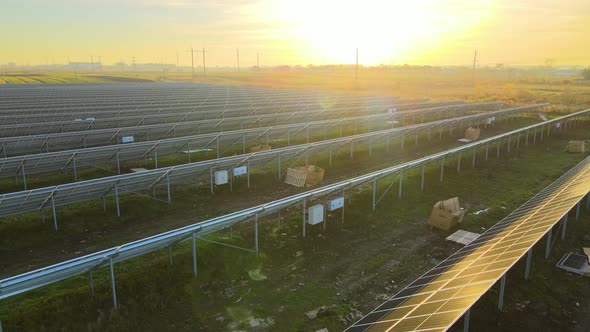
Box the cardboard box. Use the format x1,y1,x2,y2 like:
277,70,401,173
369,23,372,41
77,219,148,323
428,197,465,231
464,127,481,141
250,144,272,153
284,165,325,187
567,140,586,153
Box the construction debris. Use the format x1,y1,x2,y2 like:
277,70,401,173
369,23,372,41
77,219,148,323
566,140,586,153
428,197,466,231
446,229,480,245
284,165,325,187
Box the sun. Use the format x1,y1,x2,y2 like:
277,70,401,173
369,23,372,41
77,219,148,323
258,0,493,65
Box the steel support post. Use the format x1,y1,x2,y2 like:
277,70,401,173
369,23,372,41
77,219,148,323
533,128,537,144
507,136,511,153
540,126,544,142
562,215,568,240
525,131,529,145
420,165,425,192
302,198,307,237
255,214,259,255
516,134,521,150
398,171,403,199
51,195,58,230
496,139,501,159
545,228,552,259
216,138,220,158
485,143,489,160
116,150,121,174
369,138,373,159
525,249,532,280
415,131,418,145
166,175,171,204
192,232,197,276
372,178,377,210
498,274,506,312
73,158,78,181
440,157,445,182
154,147,158,168
187,142,191,163
401,135,405,149
22,163,27,190
242,135,246,153
109,258,118,309
472,148,476,168
463,309,470,332
278,153,282,179
576,201,581,220
341,188,346,225
114,184,120,217
586,194,590,210
102,196,106,211
247,161,251,188
210,168,214,193
168,246,173,265
457,152,461,173
89,270,94,295
350,142,354,159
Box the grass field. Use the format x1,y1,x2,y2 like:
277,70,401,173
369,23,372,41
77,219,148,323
0,70,589,331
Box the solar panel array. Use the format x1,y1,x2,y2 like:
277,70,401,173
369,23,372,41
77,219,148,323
0,104,549,221
0,102,502,179
346,157,590,332
1,109,587,301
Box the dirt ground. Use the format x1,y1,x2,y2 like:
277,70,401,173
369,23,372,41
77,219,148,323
1,119,588,331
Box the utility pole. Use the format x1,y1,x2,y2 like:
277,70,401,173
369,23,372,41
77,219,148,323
236,48,240,72
196,48,207,79
132,56,136,73
90,56,94,71
176,51,180,72
355,48,359,80
187,47,196,81
472,50,477,86
257,52,259,67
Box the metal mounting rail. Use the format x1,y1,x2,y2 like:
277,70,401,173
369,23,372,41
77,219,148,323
0,104,547,221
2,106,587,302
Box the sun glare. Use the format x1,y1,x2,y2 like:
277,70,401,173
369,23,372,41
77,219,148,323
262,0,493,65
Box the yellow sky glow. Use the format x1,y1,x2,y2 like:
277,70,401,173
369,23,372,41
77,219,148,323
0,0,588,66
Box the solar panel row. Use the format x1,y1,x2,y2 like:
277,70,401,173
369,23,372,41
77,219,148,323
346,155,590,332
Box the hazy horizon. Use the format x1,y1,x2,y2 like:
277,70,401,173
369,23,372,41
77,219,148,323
2,0,589,67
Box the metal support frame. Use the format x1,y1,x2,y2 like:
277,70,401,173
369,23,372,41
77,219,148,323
420,164,425,192
114,184,120,217
398,171,403,198
562,215,568,240
51,195,58,230
254,214,259,255
463,309,470,332
440,157,445,182
457,152,461,173
498,274,506,312
372,178,377,211
302,198,307,237
192,232,197,276
166,174,171,204
545,228,552,259
109,258,118,309
88,270,94,295
525,249,532,280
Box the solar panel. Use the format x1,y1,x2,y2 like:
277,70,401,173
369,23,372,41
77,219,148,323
0,102,501,179
346,155,590,332
0,104,550,221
